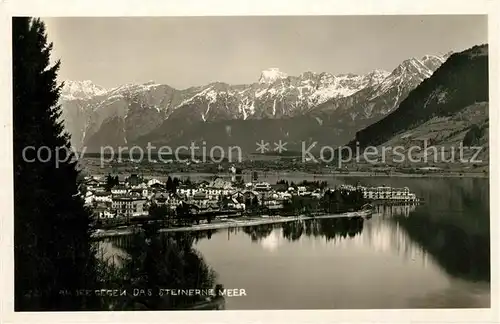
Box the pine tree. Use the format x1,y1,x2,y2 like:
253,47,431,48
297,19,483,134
105,173,113,191
172,177,180,191
13,17,98,311
166,176,173,192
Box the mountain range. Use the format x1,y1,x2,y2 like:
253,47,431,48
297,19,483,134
60,52,453,154
353,45,488,149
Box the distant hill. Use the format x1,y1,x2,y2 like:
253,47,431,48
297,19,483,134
356,102,489,169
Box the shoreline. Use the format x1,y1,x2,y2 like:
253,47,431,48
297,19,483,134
92,210,371,239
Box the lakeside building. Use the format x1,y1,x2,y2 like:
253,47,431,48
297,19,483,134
85,178,100,190
111,186,128,196
147,178,162,187
271,191,292,200
94,191,113,203
152,192,183,210
94,206,116,219
338,184,418,202
339,184,358,191
253,182,271,192
263,199,284,209
112,196,148,217
310,189,322,199
177,186,201,198
204,187,232,200
177,181,233,201
361,186,417,201
149,182,165,191
221,197,246,210
129,187,149,198
167,194,183,210
297,186,307,195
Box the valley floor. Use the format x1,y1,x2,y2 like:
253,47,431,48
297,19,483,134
82,167,489,179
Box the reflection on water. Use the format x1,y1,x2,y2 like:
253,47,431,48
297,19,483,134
237,217,365,243
99,177,490,309
194,177,490,309
98,229,222,310
372,203,417,218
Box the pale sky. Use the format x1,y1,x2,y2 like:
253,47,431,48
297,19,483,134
43,16,487,90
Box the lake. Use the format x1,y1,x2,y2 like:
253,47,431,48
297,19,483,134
99,176,490,309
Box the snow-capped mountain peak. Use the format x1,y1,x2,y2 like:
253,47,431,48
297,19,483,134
421,54,445,63
60,80,108,100
366,69,391,84
258,68,288,84
392,57,432,79
421,55,446,71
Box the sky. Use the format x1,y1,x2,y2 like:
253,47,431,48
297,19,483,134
43,15,487,90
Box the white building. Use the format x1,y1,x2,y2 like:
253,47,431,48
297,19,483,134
147,178,162,187
84,192,94,206
131,183,148,190
177,187,201,198
204,188,231,200
311,190,322,199
361,186,417,201
130,188,148,198
112,197,148,217
253,182,271,192
297,186,308,196
263,199,283,210
225,197,246,210
271,191,293,200
94,209,116,219
93,192,112,203
339,184,357,191
111,186,128,196
166,194,183,210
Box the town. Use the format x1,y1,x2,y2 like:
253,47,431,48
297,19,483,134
80,168,420,233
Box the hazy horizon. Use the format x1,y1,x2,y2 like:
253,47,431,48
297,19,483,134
43,15,487,89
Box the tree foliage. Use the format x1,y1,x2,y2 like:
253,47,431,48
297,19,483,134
105,174,119,191
463,124,485,146
13,17,98,310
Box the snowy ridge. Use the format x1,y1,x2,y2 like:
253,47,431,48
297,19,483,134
59,51,450,148
258,68,288,84
105,82,162,99
369,55,446,102
309,53,448,122
171,68,393,121
60,80,108,100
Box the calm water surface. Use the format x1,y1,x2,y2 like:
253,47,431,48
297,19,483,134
102,176,490,309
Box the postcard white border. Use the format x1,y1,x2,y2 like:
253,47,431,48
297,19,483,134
0,0,499,323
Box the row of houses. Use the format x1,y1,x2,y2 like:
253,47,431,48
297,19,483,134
84,174,419,220
84,174,161,219
84,176,296,219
